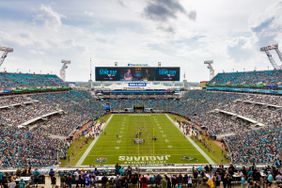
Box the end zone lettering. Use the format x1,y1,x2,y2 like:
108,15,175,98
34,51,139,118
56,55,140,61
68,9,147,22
118,155,171,162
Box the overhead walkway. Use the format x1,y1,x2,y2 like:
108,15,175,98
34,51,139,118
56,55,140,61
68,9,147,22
0,100,39,109
235,99,282,109
212,109,266,139
17,110,64,128
213,109,265,128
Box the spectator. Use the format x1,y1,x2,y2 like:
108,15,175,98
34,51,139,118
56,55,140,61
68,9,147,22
0,171,3,187
267,173,273,187
9,176,16,188
101,175,108,188
51,176,56,188
18,179,26,188
32,168,40,187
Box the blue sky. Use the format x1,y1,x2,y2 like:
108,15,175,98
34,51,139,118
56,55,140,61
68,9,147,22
0,0,282,81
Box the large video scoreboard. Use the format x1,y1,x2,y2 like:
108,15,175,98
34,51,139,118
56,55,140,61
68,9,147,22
95,67,180,81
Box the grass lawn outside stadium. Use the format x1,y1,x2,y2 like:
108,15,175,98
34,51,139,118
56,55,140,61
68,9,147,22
81,114,208,166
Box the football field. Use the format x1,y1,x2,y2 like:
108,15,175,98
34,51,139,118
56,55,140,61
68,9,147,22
82,114,207,165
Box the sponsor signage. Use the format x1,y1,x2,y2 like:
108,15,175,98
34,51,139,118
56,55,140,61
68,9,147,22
128,64,148,67
128,82,147,87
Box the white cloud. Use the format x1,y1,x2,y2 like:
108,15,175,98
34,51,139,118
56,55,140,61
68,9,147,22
84,11,94,17
33,4,64,27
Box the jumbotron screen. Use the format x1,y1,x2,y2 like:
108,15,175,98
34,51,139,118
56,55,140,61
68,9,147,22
95,67,180,81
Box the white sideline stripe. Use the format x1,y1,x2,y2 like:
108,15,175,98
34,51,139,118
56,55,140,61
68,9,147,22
165,114,215,164
76,114,113,167
126,114,152,116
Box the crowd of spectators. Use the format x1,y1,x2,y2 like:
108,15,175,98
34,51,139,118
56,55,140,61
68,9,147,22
30,91,104,136
0,163,279,187
31,114,84,137
88,122,103,138
0,125,68,168
221,100,282,126
224,126,282,164
0,72,67,90
0,96,30,106
0,90,105,168
180,90,244,118
201,111,253,136
31,91,104,120
106,90,244,119
0,102,59,127
246,94,282,106
56,163,282,187
209,69,282,86
195,94,282,136
191,94,282,165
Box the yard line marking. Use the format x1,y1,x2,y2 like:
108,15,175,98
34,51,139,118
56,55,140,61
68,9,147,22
165,114,215,164
76,114,113,167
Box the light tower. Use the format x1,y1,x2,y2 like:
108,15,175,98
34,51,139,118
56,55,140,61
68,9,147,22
204,60,215,80
183,72,188,89
260,44,282,70
273,44,282,63
89,58,93,89
60,60,71,81
0,46,13,67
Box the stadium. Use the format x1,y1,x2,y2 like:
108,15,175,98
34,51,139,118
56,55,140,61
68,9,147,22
0,1,282,188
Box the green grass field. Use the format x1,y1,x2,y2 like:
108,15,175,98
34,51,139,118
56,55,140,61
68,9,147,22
82,114,207,165
61,137,93,167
